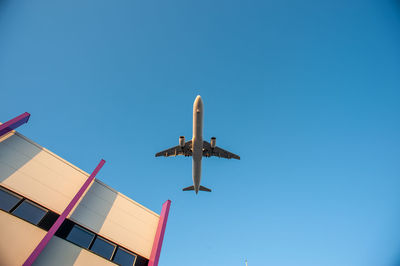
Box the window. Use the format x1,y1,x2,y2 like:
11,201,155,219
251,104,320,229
66,225,95,249
113,247,137,266
0,187,22,212
12,200,47,224
0,186,149,265
38,211,60,231
90,236,116,259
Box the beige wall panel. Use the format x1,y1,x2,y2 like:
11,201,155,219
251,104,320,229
0,211,45,266
70,181,159,259
0,133,89,214
34,236,116,266
0,164,69,212
0,132,161,259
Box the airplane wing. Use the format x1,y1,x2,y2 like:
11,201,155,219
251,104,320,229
202,141,240,160
155,140,192,157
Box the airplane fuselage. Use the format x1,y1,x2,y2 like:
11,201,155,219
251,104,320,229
155,94,240,193
192,96,203,194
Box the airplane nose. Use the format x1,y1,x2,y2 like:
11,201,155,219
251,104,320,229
194,95,203,106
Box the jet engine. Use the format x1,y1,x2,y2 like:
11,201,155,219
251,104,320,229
210,137,216,148
179,136,185,147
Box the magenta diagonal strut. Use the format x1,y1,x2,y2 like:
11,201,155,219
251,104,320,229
23,159,106,266
0,112,30,137
149,199,171,266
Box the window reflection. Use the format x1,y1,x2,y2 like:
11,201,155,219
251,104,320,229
113,247,136,266
12,200,47,225
66,225,95,249
90,236,116,259
0,186,147,265
0,187,21,212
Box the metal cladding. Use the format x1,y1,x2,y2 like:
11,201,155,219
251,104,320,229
23,160,106,266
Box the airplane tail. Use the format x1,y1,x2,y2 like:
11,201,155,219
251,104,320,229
182,185,212,192
199,186,212,192
182,186,194,191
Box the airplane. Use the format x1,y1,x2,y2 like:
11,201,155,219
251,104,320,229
155,95,240,194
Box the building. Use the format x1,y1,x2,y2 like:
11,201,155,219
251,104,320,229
0,113,170,266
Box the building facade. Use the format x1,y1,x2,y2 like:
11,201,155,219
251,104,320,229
0,113,170,266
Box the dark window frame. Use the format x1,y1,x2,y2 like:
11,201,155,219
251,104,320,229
9,198,24,213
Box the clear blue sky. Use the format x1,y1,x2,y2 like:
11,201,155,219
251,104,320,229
1,0,400,265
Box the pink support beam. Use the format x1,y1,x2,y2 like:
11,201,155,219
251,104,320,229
0,112,30,137
23,159,106,266
149,199,171,266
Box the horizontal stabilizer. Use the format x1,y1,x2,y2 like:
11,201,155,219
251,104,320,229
199,186,212,192
182,185,212,192
182,186,195,191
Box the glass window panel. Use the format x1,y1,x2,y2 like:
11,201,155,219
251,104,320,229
0,187,21,212
90,236,116,259
38,211,60,231
66,225,94,249
113,247,136,266
12,200,47,225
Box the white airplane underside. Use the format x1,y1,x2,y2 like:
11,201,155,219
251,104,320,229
155,95,240,194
